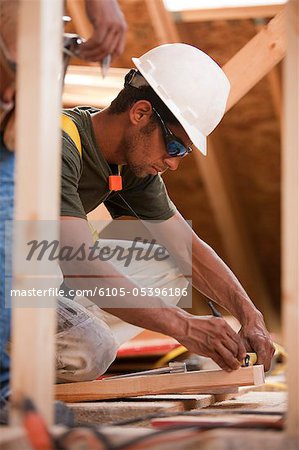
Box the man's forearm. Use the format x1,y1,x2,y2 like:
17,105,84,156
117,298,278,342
104,305,189,338
192,232,261,325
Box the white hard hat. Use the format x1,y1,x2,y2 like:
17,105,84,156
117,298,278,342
132,43,230,156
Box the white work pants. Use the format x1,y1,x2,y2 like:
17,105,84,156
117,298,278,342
56,239,188,382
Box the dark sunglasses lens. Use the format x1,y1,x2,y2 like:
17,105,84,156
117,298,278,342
167,140,188,157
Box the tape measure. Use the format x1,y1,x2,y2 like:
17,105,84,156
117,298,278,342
242,352,257,367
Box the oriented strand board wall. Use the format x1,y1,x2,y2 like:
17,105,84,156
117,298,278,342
165,18,281,312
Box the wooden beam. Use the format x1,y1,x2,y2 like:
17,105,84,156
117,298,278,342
151,413,283,429
56,365,264,403
145,0,179,43
172,4,285,23
10,0,63,425
282,0,299,437
267,64,282,122
254,19,282,123
63,65,128,108
224,7,286,112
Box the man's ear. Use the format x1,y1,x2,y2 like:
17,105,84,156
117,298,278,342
129,100,153,125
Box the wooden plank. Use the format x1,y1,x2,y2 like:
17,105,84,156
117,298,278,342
212,391,287,413
68,400,186,425
254,19,282,123
145,0,178,43
131,394,215,410
63,65,128,108
173,4,285,23
138,391,239,406
151,413,283,429
282,0,299,438
224,7,286,112
56,366,264,403
10,0,63,425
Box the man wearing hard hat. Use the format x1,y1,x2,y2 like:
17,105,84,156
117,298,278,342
56,43,274,382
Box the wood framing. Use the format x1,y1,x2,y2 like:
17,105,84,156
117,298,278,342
172,4,285,23
63,66,128,108
224,7,286,112
10,0,63,425
56,365,264,403
282,0,299,437
254,19,282,123
145,0,179,44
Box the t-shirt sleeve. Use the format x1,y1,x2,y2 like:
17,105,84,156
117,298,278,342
60,133,86,219
104,172,176,221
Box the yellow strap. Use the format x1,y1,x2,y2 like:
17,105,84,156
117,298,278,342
61,114,82,157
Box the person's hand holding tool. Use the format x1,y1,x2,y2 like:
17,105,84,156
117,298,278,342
174,311,247,372
78,0,127,63
238,313,275,371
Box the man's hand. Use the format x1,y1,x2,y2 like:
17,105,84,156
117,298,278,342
238,312,275,371
78,0,127,63
176,315,247,372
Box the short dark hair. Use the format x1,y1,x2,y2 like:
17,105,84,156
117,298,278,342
108,84,180,126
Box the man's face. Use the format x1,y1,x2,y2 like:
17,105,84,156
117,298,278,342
123,119,193,178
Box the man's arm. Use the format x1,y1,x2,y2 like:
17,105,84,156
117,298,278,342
59,216,247,372
77,0,127,63
143,211,275,371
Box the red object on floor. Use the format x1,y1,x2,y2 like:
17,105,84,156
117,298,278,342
117,330,180,357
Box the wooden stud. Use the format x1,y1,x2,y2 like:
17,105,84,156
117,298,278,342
282,0,299,438
254,19,282,123
172,4,284,23
224,7,286,112
150,413,283,429
63,66,128,108
145,0,179,44
56,365,264,403
10,0,63,425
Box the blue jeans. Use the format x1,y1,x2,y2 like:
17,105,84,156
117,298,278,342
0,137,14,403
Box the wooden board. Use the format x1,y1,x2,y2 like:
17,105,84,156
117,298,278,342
68,400,186,425
10,0,63,426
282,0,299,437
56,366,264,403
151,414,283,429
173,5,284,23
224,7,286,112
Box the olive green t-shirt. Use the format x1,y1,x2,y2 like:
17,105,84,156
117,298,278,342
61,107,176,220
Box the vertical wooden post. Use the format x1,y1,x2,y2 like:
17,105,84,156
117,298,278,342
282,0,299,437
10,0,62,425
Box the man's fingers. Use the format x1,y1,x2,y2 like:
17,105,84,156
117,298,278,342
214,319,247,363
78,21,126,63
213,346,241,371
255,339,275,371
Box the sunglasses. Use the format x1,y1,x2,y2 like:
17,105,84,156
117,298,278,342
152,108,192,158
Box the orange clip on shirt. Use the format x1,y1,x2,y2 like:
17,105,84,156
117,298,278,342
109,175,122,191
